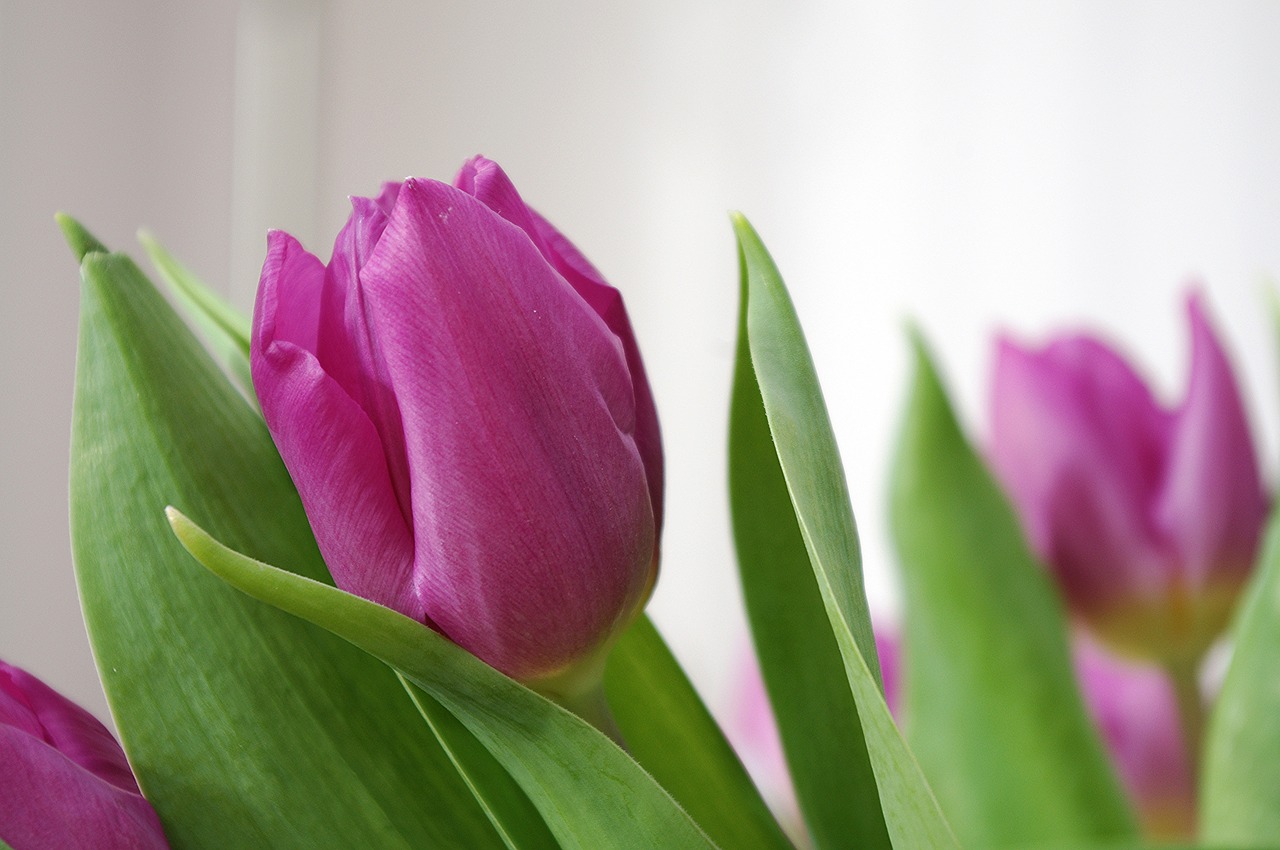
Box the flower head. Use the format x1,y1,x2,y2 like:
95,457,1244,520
990,293,1266,663
0,660,167,849
252,156,662,685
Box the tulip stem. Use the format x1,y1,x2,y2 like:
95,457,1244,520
556,683,626,748
1164,658,1204,788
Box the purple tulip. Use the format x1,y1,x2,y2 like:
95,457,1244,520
1074,635,1194,839
990,294,1267,663
0,660,167,849
251,156,662,685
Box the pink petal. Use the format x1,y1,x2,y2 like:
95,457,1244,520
528,208,664,539
0,662,166,849
456,156,664,535
1074,636,1194,838
1155,293,1268,589
990,335,1173,612
357,177,654,679
0,664,136,794
0,730,168,850
252,233,416,611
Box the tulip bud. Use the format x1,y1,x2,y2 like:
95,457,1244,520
251,156,662,691
990,294,1267,665
0,660,167,849
1074,635,1194,839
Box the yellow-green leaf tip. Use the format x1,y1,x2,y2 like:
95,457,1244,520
55,213,109,262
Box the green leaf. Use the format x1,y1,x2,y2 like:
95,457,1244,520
728,213,957,850
67,232,514,847
1201,504,1280,843
888,330,1137,847
56,212,107,260
605,616,793,850
138,231,255,400
398,675,559,850
167,509,721,850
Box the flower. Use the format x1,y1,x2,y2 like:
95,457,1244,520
990,293,1267,664
0,660,167,849
251,156,662,687
1074,635,1194,839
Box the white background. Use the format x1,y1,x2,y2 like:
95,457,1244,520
3,0,1280,724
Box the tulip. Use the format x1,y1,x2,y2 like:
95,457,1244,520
0,660,167,850
1074,635,1194,840
989,293,1267,667
251,156,662,699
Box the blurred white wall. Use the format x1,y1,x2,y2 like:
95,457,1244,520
3,0,1280,724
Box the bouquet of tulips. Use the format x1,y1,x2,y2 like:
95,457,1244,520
4,155,1278,849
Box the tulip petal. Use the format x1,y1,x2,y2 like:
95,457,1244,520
457,156,664,535
0,664,137,795
1074,635,1194,838
0,662,167,850
990,335,1173,610
252,233,415,612
0,729,167,850
358,177,654,680
1155,294,1267,588
321,193,413,517
528,210,665,538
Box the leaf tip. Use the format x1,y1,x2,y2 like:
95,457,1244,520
165,506,201,554
56,213,108,262
728,211,757,245
903,321,942,384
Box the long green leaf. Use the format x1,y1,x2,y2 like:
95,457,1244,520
167,510,720,850
67,227,512,847
729,270,888,848
728,213,958,849
1201,503,1280,843
889,331,1137,847
398,675,559,850
605,616,793,850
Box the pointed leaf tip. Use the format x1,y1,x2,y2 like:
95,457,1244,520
56,213,108,262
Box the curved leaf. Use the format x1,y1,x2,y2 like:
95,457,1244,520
728,213,957,850
606,617,793,850
168,510,721,850
1202,504,1280,844
398,676,559,850
889,331,1136,846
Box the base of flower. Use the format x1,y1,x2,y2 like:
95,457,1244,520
526,644,625,747
1163,656,1205,796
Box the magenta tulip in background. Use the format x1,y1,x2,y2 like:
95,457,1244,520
0,660,167,850
252,156,662,684
1074,635,1194,839
990,294,1267,664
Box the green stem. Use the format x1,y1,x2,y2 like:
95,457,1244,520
556,683,625,748
1164,658,1205,788
527,648,626,747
